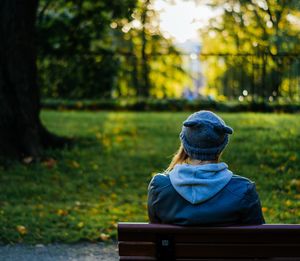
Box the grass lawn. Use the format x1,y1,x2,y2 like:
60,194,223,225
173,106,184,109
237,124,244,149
0,111,300,244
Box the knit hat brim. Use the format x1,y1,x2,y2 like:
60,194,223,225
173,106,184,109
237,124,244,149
180,132,229,160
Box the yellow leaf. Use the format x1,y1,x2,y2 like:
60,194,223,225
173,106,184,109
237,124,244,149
285,200,292,207
109,221,118,228
77,222,84,228
290,179,300,192
16,225,27,235
115,136,124,143
57,209,68,216
262,207,268,213
90,208,98,215
100,233,110,241
70,161,80,169
92,164,99,170
95,132,102,139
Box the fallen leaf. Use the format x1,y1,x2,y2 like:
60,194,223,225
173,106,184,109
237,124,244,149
77,222,84,228
43,158,57,169
290,179,300,192
57,209,68,216
16,225,27,235
285,200,292,207
70,161,80,169
23,157,33,164
99,233,110,241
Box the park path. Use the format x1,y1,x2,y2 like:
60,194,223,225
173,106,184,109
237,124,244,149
0,242,118,261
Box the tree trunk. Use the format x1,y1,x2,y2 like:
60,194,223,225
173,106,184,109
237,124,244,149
0,0,68,160
139,0,151,97
129,33,139,93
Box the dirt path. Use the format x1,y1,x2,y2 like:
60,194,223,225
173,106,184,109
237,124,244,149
0,242,118,261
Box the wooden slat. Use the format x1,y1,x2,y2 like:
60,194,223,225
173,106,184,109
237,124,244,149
118,231,300,244
175,243,300,258
119,242,300,258
120,256,282,261
174,233,300,244
118,223,300,243
120,256,156,260
120,257,300,261
119,256,300,260
118,223,300,233
119,242,156,257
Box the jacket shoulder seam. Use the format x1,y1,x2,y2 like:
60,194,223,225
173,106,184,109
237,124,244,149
151,174,172,190
223,183,252,200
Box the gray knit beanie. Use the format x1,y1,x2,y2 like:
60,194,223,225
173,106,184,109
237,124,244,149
180,110,233,160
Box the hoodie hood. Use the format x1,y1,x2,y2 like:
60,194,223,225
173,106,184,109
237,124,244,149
169,162,233,204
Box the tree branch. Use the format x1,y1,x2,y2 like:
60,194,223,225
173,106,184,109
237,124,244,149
264,0,275,25
37,0,52,22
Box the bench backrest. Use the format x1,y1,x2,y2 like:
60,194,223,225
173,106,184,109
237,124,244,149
118,222,300,260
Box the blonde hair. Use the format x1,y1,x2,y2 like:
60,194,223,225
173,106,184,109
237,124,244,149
166,144,189,172
166,144,220,172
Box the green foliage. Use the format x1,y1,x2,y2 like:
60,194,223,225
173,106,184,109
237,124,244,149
110,0,189,98
201,0,300,100
39,53,119,98
38,0,136,55
0,111,300,243
37,0,137,99
37,0,188,99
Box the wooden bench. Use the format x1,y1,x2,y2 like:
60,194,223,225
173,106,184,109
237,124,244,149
118,222,300,260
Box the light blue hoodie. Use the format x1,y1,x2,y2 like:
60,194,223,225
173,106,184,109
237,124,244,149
169,162,233,204
148,163,265,225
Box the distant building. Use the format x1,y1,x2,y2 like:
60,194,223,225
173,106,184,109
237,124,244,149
176,40,204,99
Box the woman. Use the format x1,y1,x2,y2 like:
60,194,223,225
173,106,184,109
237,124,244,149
148,110,265,225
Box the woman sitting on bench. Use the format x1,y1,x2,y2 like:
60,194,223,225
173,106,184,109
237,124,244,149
148,110,265,225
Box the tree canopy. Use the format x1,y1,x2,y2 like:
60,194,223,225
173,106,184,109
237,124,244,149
36,0,300,101
37,0,189,99
200,0,300,101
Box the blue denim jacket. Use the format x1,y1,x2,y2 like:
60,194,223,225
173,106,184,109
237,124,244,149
148,163,265,225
